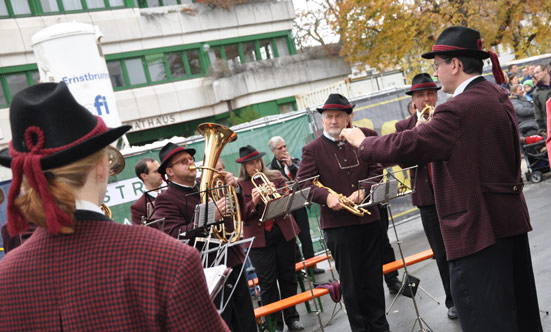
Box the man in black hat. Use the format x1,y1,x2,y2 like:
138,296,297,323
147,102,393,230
341,26,542,332
0,82,229,331
130,157,164,225
395,73,457,319
154,142,258,332
266,136,324,274
297,94,389,332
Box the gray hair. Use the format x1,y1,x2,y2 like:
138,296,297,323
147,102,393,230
268,136,285,151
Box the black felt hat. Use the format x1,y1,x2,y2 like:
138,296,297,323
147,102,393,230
1,82,130,236
405,73,441,96
316,93,355,114
0,82,130,169
421,26,490,60
235,145,265,163
158,142,196,175
421,26,505,84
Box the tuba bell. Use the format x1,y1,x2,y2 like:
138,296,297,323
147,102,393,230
194,123,242,243
100,145,125,218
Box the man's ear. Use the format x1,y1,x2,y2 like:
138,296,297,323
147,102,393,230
139,173,147,182
165,167,174,178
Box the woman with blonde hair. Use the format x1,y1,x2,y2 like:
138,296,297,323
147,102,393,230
0,82,229,331
236,145,304,332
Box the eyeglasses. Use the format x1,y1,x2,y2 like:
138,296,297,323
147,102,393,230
168,157,194,168
432,59,450,72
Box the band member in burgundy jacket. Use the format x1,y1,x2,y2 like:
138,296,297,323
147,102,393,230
296,94,388,332
341,27,542,332
396,73,457,319
237,145,304,332
130,157,163,226
0,82,229,331
154,142,256,332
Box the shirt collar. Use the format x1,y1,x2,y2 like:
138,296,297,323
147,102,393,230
323,131,339,142
171,181,196,189
453,75,482,97
75,200,103,214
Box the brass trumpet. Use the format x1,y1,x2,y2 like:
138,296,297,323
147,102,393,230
251,170,281,205
418,104,434,123
312,178,370,216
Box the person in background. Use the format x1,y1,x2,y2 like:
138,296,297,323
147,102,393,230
267,136,324,274
340,26,542,332
521,66,531,83
130,157,164,226
0,82,229,331
154,142,257,332
533,63,550,135
396,73,457,319
508,64,518,77
237,145,304,332
523,79,535,102
297,94,389,332
510,84,538,137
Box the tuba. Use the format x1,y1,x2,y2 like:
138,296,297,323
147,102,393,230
312,178,370,216
418,104,434,123
251,170,281,205
100,145,125,218
194,123,242,243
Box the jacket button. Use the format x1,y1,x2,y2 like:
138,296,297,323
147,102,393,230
344,159,347,162
360,146,364,150
513,186,518,192
351,184,355,188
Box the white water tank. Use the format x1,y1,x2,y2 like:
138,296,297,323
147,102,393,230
31,22,123,129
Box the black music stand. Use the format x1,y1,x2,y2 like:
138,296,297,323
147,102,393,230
359,166,435,332
278,177,326,332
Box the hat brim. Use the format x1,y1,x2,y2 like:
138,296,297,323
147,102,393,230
0,125,131,169
158,146,197,175
405,86,442,96
236,151,265,164
316,106,355,115
421,49,490,60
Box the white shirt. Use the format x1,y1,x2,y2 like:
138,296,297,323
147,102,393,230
75,200,103,214
323,131,339,142
453,75,482,97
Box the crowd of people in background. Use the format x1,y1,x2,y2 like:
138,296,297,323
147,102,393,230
503,62,550,140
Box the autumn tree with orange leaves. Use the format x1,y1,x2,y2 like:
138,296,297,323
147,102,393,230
305,0,551,78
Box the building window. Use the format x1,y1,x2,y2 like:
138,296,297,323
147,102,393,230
259,39,273,60
125,58,147,85
105,47,206,90
135,0,192,7
224,44,240,71
186,50,202,75
275,37,290,57
145,54,167,82
242,41,257,63
1,0,127,17
0,70,39,108
107,61,125,87
167,52,187,79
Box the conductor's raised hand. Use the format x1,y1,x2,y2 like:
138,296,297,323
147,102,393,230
340,128,366,148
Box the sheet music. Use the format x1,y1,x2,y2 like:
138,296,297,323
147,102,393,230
203,265,231,299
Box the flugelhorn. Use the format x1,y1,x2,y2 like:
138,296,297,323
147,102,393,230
251,169,281,205
312,178,370,216
418,104,434,123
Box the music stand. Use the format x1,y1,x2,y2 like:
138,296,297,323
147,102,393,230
195,236,255,313
359,166,434,332
278,177,326,332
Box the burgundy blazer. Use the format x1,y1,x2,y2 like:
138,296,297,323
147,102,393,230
359,77,531,260
238,177,300,248
155,182,245,267
130,192,155,226
395,115,436,207
296,128,382,230
0,210,229,332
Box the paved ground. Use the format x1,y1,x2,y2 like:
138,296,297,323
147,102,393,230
283,174,551,332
